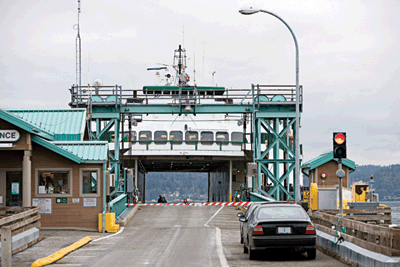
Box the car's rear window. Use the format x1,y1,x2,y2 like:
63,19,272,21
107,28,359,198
256,206,308,220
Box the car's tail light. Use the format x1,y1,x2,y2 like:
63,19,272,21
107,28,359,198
253,225,264,235
306,224,316,234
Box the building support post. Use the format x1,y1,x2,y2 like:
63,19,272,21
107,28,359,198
23,150,32,207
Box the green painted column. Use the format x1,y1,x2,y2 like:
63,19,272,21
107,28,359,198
274,118,280,200
257,118,262,190
114,118,120,190
96,119,100,140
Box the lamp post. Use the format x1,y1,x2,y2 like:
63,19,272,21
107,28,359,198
239,8,301,202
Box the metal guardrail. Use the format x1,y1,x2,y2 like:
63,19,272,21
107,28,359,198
109,194,127,218
69,85,303,108
312,209,400,257
0,207,42,264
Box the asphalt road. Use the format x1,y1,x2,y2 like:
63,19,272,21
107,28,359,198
41,206,346,267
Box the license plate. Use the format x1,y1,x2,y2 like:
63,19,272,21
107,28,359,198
277,227,291,234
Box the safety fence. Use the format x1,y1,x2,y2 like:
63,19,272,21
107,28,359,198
126,202,251,206
311,209,400,257
0,207,43,264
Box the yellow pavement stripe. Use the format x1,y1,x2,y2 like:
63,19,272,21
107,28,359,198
31,236,92,267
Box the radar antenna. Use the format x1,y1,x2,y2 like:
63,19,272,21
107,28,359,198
173,45,190,86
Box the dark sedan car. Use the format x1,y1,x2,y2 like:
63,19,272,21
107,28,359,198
240,202,316,260
237,202,267,244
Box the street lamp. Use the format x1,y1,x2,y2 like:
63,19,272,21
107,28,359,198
239,8,301,202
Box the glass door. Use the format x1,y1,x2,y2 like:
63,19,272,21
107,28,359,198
6,171,23,206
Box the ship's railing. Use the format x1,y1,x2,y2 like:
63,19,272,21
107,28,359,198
69,84,303,107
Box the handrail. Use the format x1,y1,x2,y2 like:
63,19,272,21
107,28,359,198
109,194,127,218
69,85,303,107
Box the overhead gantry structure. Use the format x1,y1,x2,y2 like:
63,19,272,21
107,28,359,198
69,83,303,201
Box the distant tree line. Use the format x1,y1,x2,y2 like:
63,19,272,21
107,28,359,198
145,172,208,201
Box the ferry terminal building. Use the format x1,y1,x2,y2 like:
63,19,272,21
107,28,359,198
0,109,108,230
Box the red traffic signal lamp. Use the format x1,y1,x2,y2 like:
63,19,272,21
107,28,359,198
333,132,346,159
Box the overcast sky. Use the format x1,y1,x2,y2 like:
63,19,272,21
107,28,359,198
1,0,399,166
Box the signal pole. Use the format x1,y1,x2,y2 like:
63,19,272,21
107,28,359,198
336,159,345,215
333,132,347,216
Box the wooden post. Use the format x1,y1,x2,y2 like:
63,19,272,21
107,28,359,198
1,226,12,267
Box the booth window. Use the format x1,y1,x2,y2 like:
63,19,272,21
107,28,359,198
80,168,101,197
38,171,70,195
82,171,98,194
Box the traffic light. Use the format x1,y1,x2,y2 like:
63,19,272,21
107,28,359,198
333,132,346,159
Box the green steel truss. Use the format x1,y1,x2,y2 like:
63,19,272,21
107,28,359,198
70,84,302,201
253,116,299,200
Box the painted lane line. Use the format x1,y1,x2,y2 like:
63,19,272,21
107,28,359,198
92,227,125,242
216,227,229,267
204,206,224,227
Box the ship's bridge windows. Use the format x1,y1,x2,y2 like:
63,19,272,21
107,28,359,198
216,132,229,144
231,132,243,145
201,131,214,145
154,131,168,144
139,131,152,143
170,131,183,144
185,131,199,144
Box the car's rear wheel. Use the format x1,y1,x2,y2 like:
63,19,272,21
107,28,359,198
248,247,256,260
307,248,316,260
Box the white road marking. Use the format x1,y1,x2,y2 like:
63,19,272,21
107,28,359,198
204,206,230,266
204,206,224,227
216,227,229,267
92,227,125,242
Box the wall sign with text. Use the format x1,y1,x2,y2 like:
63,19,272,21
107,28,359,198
0,129,20,142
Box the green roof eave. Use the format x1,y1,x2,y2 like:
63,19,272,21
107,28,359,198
0,109,54,140
301,152,356,172
32,136,83,164
52,141,108,162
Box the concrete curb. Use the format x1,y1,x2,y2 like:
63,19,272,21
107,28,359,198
317,230,400,267
116,206,140,227
30,236,91,267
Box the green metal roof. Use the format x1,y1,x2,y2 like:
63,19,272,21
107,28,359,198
301,151,356,174
0,109,54,140
6,109,86,141
32,136,82,163
32,136,108,163
53,141,108,163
